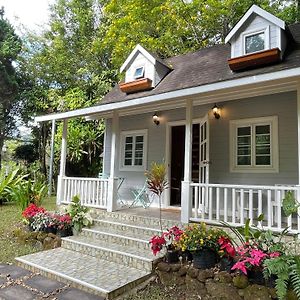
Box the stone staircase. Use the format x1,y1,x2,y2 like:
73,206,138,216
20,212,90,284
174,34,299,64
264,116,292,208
16,210,181,299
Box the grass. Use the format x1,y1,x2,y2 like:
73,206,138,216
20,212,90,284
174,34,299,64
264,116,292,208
0,196,57,263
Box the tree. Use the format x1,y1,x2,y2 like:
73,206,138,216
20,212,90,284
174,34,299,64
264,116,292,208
0,8,22,168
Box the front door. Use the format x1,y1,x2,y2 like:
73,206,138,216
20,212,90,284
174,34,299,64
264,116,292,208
170,121,206,206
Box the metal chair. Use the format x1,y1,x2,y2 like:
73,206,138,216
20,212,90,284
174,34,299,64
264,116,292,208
130,182,153,208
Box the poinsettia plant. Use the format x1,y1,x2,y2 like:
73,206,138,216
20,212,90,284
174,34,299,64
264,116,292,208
22,203,46,222
218,236,236,258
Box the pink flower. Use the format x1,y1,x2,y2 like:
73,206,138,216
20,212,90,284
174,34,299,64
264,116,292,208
269,252,280,258
232,261,247,275
149,235,166,256
250,249,267,265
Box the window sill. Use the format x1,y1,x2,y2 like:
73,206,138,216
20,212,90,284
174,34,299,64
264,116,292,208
228,48,281,71
230,166,279,173
119,166,146,172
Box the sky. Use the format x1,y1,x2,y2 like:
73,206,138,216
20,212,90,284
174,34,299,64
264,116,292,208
0,0,54,33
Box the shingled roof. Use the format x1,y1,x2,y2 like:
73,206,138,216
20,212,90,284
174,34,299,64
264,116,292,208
101,23,300,106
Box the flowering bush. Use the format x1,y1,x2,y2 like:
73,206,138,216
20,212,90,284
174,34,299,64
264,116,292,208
149,226,183,256
54,212,72,230
177,223,229,253
22,203,46,221
231,243,280,275
30,212,56,232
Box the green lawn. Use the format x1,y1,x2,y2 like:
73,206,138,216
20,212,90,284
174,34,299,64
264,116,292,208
0,196,57,263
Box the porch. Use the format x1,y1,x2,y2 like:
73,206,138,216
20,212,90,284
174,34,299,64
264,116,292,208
58,175,300,234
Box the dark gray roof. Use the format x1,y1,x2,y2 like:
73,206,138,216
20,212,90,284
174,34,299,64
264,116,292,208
101,23,300,105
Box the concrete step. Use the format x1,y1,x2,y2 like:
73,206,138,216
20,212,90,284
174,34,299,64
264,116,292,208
16,248,151,300
81,227,151,251
61,236,161,271
92,209,182,230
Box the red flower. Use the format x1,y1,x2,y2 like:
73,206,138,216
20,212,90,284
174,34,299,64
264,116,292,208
149,235,166,256
22,204,46,220
218,236,235,258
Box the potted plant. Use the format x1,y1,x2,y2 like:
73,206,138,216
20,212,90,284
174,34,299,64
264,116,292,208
22,203,46,231
66,195,93,234
149,226,183,263
30,212,57,233
54,212,73,237
178,223,228,269
218,236,236,272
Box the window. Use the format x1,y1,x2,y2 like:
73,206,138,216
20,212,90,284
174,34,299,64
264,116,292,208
242,27,270,55
245,32,265,54
230,116,278,173
133,66,144,79
120,130,147,171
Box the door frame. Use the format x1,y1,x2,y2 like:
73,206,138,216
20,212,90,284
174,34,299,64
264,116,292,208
165,117,205,208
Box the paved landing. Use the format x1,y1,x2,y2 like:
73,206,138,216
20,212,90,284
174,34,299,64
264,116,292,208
0,263,104,300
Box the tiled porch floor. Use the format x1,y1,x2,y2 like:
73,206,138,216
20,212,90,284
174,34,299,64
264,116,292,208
117,207,181,222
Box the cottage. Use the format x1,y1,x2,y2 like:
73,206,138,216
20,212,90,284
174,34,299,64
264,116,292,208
37,5,300,233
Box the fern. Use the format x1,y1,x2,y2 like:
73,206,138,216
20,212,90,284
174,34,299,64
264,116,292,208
290,256,300,298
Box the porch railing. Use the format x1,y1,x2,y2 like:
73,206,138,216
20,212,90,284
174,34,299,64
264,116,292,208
190,183,300,234
61,176,109,209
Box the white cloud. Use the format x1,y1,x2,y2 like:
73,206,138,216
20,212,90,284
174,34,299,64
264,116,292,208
0,0,54,32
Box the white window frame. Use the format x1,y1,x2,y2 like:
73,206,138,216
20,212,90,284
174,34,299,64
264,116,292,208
230,116,278,173
133,66,145,79
119,129,148,171
242,26,270,55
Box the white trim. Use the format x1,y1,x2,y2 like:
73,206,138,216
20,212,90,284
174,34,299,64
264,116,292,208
242,26,270,55
225,5,285,44
229,116,279,173
119,129,148,171
120,44,156,72
297,85,300,185
35,67,300,122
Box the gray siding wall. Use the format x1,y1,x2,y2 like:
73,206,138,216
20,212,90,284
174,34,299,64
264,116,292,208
210,91,298,185
231,14,280,57
103,91,298,201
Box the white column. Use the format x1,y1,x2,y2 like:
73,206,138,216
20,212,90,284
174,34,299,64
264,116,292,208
57,119,68,205
107,111,119,212
298,85,300,185
181,99,193,223
48,119,56,196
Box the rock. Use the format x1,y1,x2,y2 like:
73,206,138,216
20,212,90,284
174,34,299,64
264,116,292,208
197,269,215,282
206,281,241,300
286,290,298,300
36,232,48,242
47,233,57,239
157,262,171,272
27,232,39,240
53,238,61,248
186,275,207,297
157,270,174,286
32,240,43,251
170,264,181,272
174,274,186,286
43,237,54,250
214,271,233,283
268,288,277,299
244,284,272,300
238,289,245,297
177,266,188,277
233,274,249,289
187,267,199,278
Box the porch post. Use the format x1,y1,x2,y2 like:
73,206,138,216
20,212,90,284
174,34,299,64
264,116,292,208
57,119,68,205
298,85,300,185
181,99,193,223
107,111,119,212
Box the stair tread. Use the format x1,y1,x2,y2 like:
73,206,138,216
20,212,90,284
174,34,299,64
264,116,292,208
83,225,158,242
63,235,161,261
16,248,150,294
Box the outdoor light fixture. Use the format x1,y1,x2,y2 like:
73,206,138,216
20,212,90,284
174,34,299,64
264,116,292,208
212,104,221,119
153,112,160,125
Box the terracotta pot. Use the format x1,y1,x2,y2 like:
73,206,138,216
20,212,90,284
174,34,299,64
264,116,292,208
192,248,218,269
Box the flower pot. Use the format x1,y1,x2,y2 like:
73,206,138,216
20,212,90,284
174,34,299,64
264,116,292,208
220,257,235,272
57,227,73,237
27,224,34,232
182,250,193,262
248,268,265,285
165,250,179,264
43,226,57,234
192,248,218,269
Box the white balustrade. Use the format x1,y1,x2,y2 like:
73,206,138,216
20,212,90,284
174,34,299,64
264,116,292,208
190,183,300,234
61,176,109,209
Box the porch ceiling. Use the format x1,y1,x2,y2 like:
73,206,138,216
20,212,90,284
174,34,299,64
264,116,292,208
35,69,300,122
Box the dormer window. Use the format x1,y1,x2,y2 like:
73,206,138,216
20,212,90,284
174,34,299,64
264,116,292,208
133,66,144,79
244,31,265,54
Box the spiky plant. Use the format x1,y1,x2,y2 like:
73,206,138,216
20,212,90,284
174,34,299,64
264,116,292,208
145,162,168,233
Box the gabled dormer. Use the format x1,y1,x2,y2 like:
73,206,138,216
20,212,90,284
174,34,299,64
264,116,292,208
119,44,171,94
225,5,286,71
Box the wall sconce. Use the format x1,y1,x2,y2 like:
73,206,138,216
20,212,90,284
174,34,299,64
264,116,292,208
153,112,160,125
212,104,221,119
